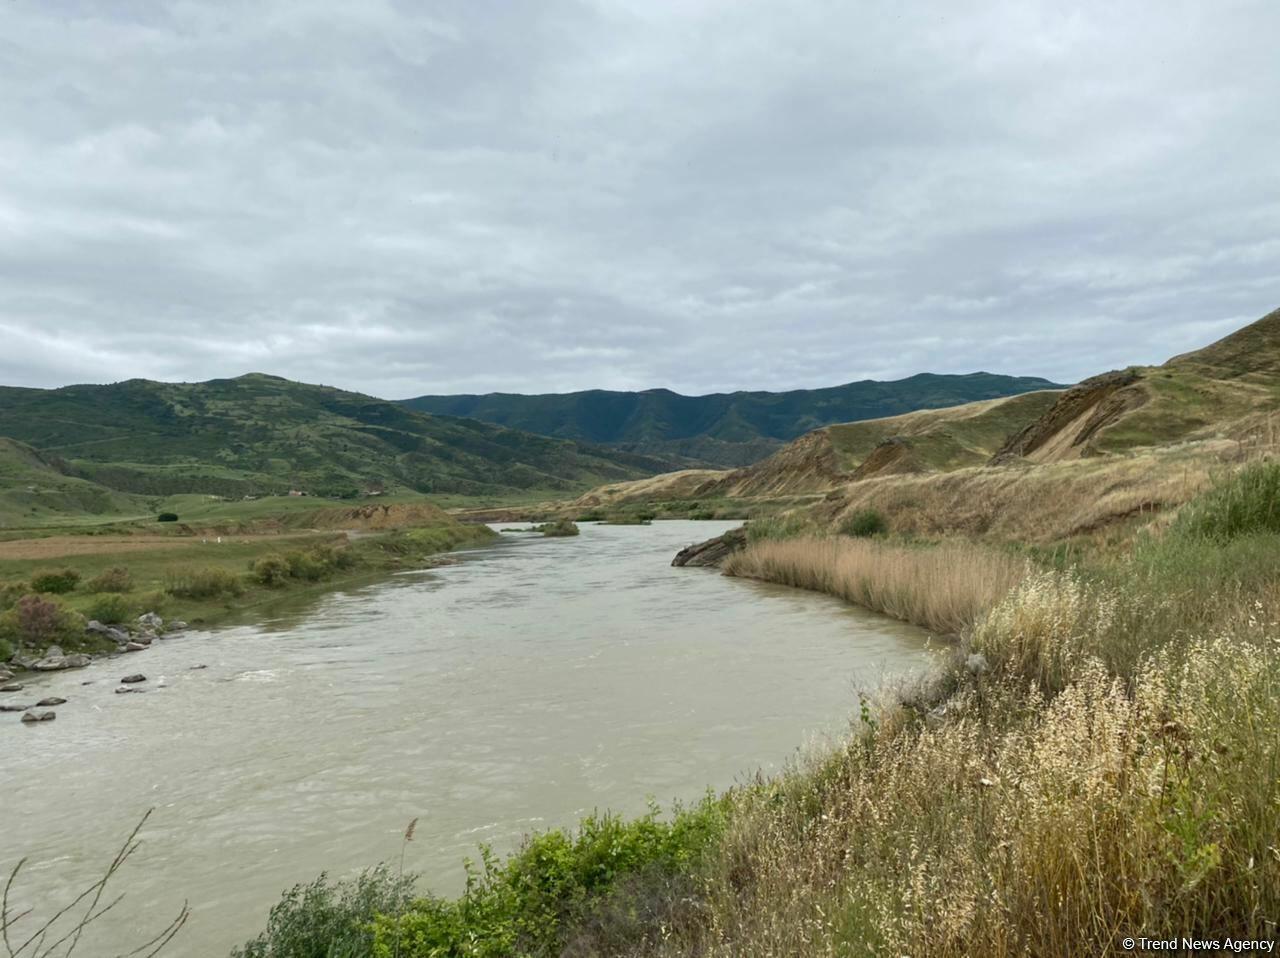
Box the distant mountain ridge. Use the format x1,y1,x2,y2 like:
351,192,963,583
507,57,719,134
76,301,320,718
400,372,1066,467
0,373,672,500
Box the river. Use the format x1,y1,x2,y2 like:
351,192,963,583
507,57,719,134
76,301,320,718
0,521,931,956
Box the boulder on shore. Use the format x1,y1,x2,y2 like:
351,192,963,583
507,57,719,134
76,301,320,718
124,642,147,652
671,526,748,568
137,612,164,630
21,710,55,723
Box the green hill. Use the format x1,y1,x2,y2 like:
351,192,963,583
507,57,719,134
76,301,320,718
0,374,672,500
0,437,147,529
400,372,1065,467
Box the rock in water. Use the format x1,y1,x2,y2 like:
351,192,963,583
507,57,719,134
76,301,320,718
120,673,147,684
21,710,56,723
0,704,30,712
124,642,147,653
36,697,67,706
115,686,144,694
671,526,748,568
64,654,91,668
0,683,23,693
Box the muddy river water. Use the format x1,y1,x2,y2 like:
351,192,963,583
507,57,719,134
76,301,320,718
1,521,932,955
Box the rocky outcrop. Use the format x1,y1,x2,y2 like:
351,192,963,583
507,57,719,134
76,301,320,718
672,526,748,568
31,652,91,671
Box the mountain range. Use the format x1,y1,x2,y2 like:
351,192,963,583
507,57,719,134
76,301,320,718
400,372,1064,467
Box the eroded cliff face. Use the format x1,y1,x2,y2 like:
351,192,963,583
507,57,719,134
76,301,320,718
991,370,1149,463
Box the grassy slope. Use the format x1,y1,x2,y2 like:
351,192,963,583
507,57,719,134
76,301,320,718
0,437,148,530
401,372,1064,467
0,374,672,500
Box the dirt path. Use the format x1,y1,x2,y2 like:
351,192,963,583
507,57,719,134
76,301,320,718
0,531,327,561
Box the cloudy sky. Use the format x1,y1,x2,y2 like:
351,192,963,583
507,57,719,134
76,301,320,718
2,1,1278,398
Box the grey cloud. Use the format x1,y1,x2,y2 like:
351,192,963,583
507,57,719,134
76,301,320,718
1,0,1278,398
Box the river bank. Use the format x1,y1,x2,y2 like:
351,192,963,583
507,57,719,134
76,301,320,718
0,510,498,689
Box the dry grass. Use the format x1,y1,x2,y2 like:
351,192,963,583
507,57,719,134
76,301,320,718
723,537,1029,636
813,441,1247,543
641,629,1280,957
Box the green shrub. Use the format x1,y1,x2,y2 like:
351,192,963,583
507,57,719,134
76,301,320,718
286,549,334,582
535,519,580,537
746,514,811,543
840,508,888,538
0,581,31,611
1169,461,1280,542
134,590,169,616
30,568,81,594
0,594,85,650
0,635,12,662
86,593,133,624
86,566,133,593
370,796,729,957
576,510,605,522
156,512,179,522
164,566,245,599
232,865,415,958
251,553,292,587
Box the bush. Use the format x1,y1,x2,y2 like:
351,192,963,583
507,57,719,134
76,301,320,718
370,797,729,957
535,519,580,537
86,566,133,593
156,512,180,522
285,550,326,582
30,568,81,594
134,590,169,617
840,508,888,538
164,566,245,599
0,594,86,650
0,581,31,611
86,593,133,624
251,553,292,587
232,865,415,958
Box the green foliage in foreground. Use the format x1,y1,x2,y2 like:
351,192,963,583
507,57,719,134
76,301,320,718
374,797,728,958
1166,460,1280,542
233,798,728,958
231,865,416,958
